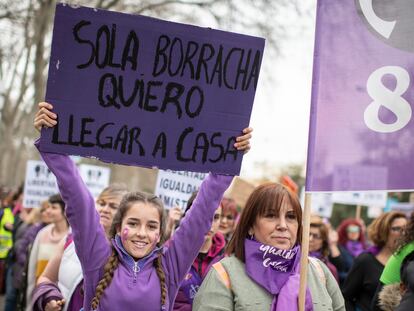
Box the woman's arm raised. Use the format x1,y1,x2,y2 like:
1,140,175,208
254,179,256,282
34,102,110,271
162,127,252,302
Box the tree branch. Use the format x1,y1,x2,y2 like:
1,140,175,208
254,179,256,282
137,0,220,14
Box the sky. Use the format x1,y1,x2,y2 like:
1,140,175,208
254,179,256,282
240,4,317,179
0,2,317,184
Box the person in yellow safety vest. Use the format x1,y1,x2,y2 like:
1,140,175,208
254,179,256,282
0,204,14,293
0,207,14,257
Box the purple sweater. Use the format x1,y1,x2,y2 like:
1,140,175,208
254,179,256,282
37,143,233,311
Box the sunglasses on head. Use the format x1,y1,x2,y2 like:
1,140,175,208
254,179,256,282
347,225,360,233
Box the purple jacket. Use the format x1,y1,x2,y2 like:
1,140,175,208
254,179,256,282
16,223,47,267
174,232,226,311
37,142,233,311
32,282,63,311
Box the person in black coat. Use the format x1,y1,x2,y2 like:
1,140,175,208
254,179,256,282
342,212,407,311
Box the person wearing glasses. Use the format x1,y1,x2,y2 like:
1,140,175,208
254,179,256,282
371,212,414,311
218,198,238,242
309,221,340,282
342,211,407,311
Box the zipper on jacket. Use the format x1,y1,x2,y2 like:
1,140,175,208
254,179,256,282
133,261,140,283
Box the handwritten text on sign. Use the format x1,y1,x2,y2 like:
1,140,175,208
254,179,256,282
39,4,265,175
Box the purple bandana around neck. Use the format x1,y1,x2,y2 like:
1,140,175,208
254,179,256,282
309,251,323,260
366,245,381,256
244,239,313,311
346,240,365,257
245,238,300,293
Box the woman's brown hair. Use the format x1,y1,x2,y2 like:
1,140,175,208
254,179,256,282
97,183,128,202
368,211,406,250
226,182,303,262
90,192,167,310
397,212,414,253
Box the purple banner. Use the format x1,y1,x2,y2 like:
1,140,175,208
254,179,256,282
306,0,414,191
39,4,264,175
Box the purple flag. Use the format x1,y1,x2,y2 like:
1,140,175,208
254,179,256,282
39,4,265,175
306,0,414,191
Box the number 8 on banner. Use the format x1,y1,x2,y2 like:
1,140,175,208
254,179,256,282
364,66,412,133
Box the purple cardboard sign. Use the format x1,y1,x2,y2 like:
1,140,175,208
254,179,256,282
40,4,265,175
306,0,414,192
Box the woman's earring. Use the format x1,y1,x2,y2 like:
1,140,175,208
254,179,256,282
248,231,254,240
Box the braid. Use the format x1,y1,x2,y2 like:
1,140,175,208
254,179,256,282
154,252,167,309
91,249,119,310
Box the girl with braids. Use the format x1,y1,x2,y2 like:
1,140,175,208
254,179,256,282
33,102,252,311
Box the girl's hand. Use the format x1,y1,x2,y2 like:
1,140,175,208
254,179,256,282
34,102,57,132
328,229,339,246
45,299,65,311
168,206,183,225
234,127,253,153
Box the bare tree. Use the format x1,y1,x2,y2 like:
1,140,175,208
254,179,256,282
0,0,303,188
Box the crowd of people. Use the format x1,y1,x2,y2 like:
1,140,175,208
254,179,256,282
0,102,412,311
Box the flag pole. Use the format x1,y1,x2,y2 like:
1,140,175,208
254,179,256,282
356,204,361,219
299,192,311,311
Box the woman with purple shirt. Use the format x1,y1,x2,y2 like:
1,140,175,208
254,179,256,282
33,102,252,311
336,218,367,286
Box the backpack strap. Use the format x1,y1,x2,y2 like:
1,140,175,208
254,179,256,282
308,257,326,286
212,262,231,290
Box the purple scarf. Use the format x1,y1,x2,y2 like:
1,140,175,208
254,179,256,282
244,239,313,311
309,251,323,260
366,245,381,256
346,240,365,257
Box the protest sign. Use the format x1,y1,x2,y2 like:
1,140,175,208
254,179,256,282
300,2,414,306
332,191,387,207
306,1,414,192
23,160,59,208
309,193,333,218
389,202,414,216
155,169,206,209
39,4,265,175
300,189,333,218
367,206,383,218
79,164,111,199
